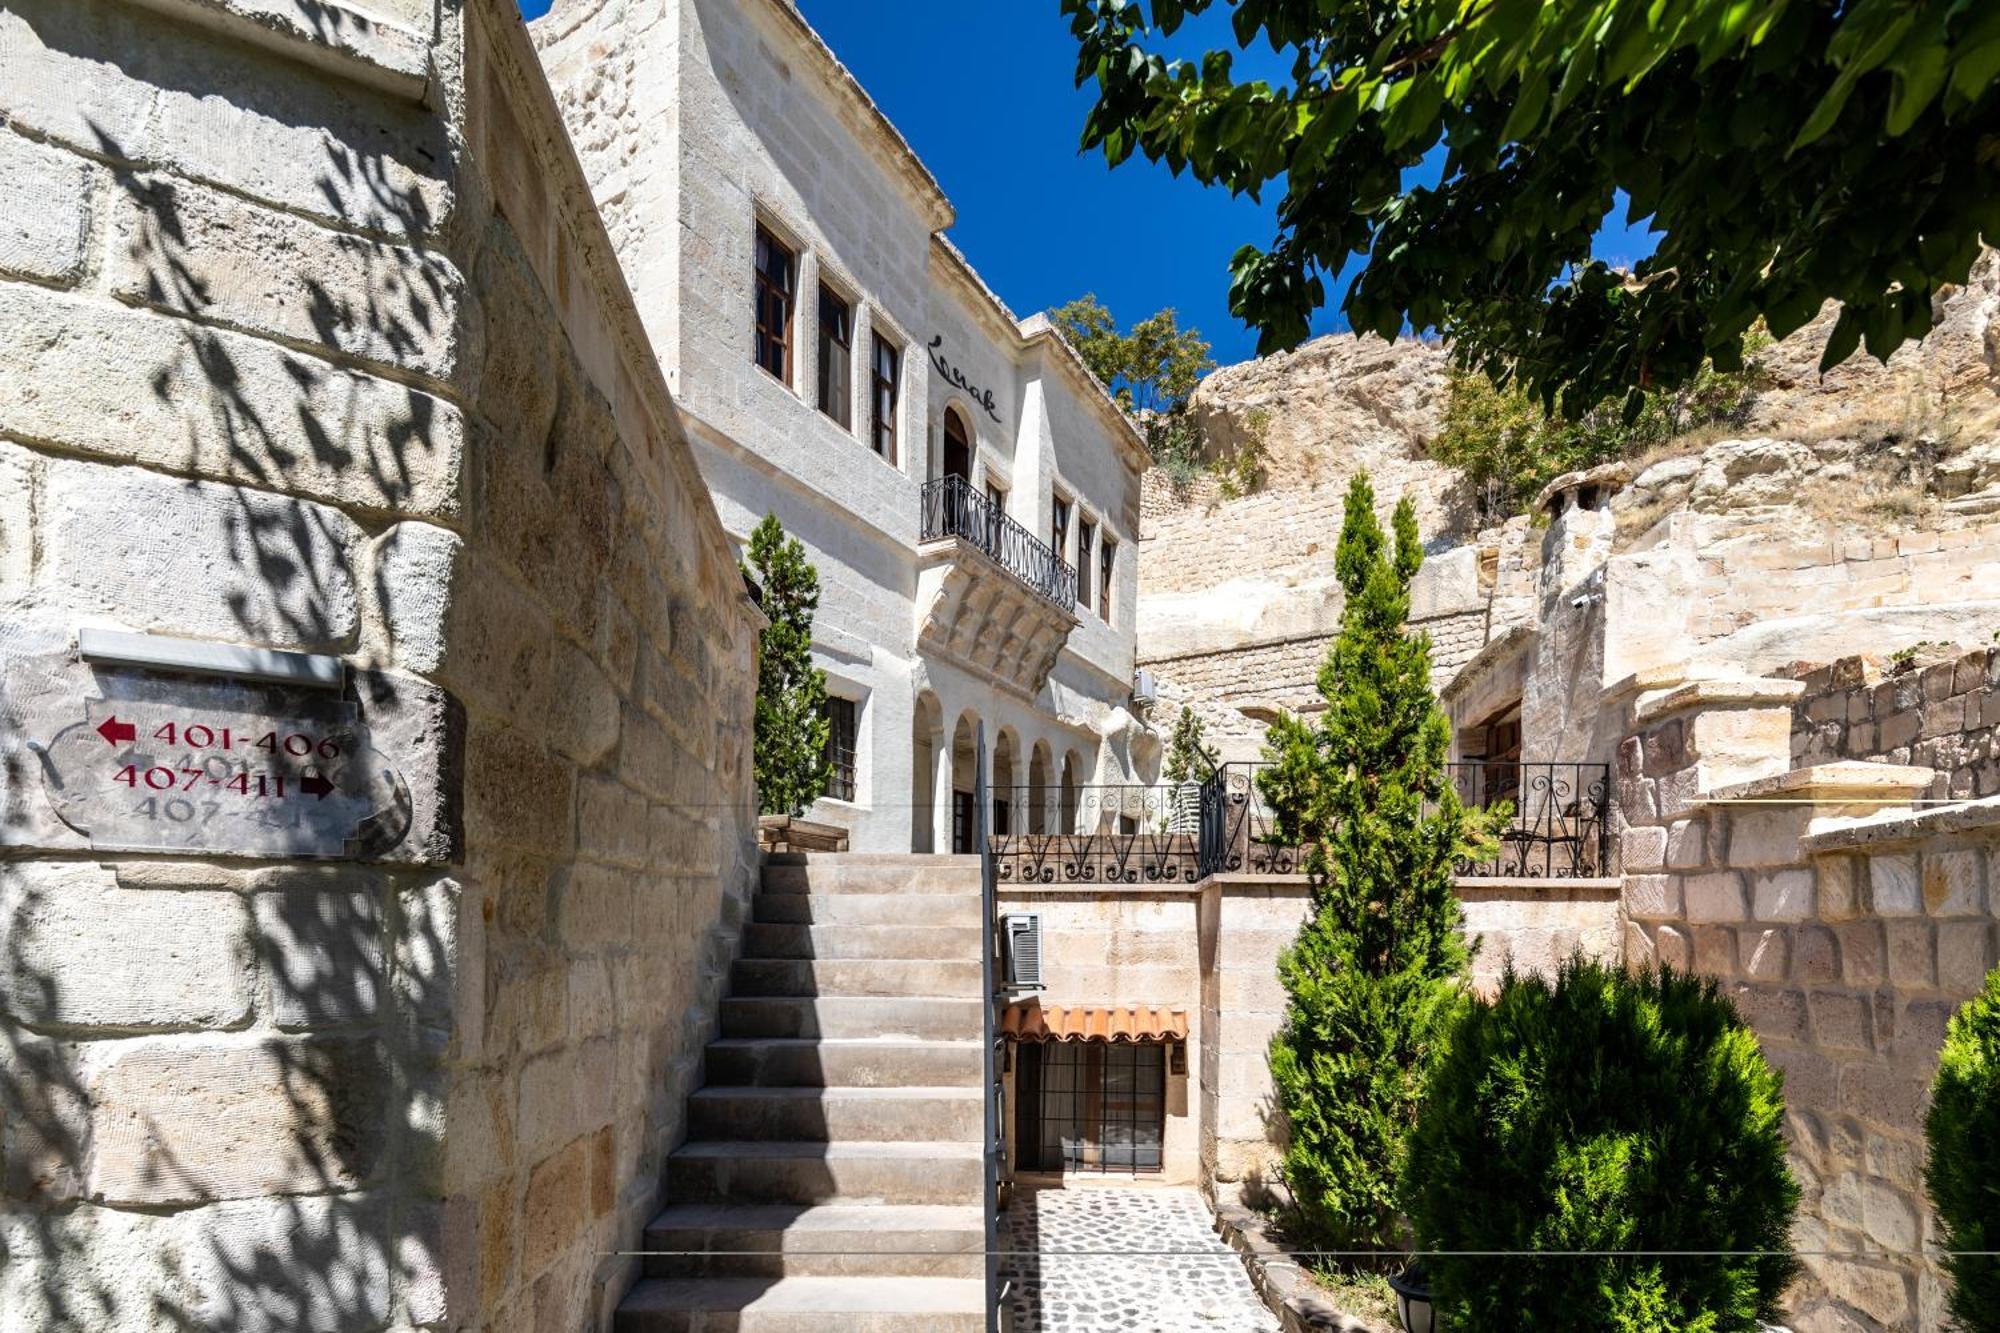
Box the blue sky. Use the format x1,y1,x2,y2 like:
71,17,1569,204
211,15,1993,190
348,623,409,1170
516,1,1657,371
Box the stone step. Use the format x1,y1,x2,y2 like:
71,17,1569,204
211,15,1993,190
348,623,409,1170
664,1140,983,1206
689,1086,983,1143
640,1202,985,1279
616,1276,984,1332
740,922,982,961
719,996,984,1042
753,892,982,928
761,854,981,895
705,1037,982,1089
731,958,982,998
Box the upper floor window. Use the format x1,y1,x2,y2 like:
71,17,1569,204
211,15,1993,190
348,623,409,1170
870,335,900,462
817,286,853,428
943,409,972,482
1098,537,1116,622
1076,518,1096,611
754,224,796,385
1051,495,1071,563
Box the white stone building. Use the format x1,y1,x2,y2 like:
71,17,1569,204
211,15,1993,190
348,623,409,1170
536,0,1157,853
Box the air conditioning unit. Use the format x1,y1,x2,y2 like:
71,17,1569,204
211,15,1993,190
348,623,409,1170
1002,913,1043,991
1131,668,1157,709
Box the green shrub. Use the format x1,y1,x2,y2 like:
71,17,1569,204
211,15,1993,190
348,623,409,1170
1403,958,1799,1332
1927,965,2000,1332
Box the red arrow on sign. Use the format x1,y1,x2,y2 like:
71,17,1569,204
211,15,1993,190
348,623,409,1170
96,715,136,747
300,772,334,800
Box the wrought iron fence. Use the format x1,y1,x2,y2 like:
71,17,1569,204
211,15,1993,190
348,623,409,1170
1448,760,1611,878
989,783,1204,885
1191,759,1612,880
920,475,1078,609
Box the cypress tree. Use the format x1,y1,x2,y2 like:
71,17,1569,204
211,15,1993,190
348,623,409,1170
1260,472,1495,1251
742,513,830,817
1163,706,1220,786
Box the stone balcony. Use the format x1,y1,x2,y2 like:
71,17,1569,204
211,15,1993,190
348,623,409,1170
916,477,1078,696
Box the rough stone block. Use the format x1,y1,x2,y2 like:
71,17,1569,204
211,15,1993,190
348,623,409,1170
252,878,385,1028
1621,825,1667,871
559,863,633,953
1728,808,1808,867
521,1135,590,1280
1740,928,1789,981
372,522,464,675
1734,984,1808,1042
39,460,361,650
465,725,575,857
1810,991,1874,1052
0,130,90,284
1838,1064,1930,1133
350,667,465,866
1836,921,1887,985
0,0,450,236
1817,854,1862,922
0,287,464,518
1921,848,1982,916
109,176,472,382
1684,871,1747,923
1666,818,1707,869
1884,920,1936,988
1868,854,1921,916
1624,874,1680,921
0,863,252,1029
184,1193,393,1333
1796,925,1841,984
1818,1260,1912,1327
1938,919,1996,991
1692,924,1736,976
1655,925,1691,969
88,1038,385,1203
1752,868,1815,922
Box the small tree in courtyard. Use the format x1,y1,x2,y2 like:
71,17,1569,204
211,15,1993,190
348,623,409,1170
742,513,829,817
1163,706,1220,786
1259,472,1497,1251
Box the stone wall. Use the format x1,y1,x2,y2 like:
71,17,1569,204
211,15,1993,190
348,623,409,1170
1618,689,1990,1332
1793,648,2000,801
0,3,760,1330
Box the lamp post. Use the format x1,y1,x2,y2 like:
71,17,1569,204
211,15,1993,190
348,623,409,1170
1386,1263,1435,1333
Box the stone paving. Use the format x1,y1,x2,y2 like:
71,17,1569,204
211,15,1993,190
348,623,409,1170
1000,1186,1282,1333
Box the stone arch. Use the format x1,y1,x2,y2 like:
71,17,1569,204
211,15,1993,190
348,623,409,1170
912,691,945,852
1027,739,1053,835
950,711,980,853
992,727,1020,836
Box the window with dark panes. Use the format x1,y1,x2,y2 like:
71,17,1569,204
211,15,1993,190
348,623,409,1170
1076,518,1095,611
870,335,900,461
817,286,852,427
1015,1040,1165,1172
823,696,857,801
1098,537,1116,622
1051,495,1071,564
753,224,795,385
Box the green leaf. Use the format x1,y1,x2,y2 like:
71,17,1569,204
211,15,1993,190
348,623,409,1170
1818,304,1864,372
1886,44,1949,134
1501,70,1550,142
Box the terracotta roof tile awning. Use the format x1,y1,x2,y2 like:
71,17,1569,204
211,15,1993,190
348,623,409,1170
1001,1003,1188,1044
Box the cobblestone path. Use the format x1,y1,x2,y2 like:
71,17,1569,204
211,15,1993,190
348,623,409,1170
1000,1186,1282,1333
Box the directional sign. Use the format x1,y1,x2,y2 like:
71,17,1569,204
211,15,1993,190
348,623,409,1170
38,672,408,859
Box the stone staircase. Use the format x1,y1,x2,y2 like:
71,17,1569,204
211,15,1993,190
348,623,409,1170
616,853,989,1332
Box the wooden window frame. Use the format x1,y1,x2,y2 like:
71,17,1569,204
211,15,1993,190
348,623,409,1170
753,223,797,387
1098,536,1116,622
823,695,858,802
1076,517,1095,611
870,334,900,463
816,284,853,428
1051,494,1071,564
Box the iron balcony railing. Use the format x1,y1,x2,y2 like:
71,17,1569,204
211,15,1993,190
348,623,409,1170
920,475,1078,610
990,783,1205,885
1195,759,1613,880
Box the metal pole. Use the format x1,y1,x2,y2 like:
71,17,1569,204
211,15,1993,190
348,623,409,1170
976,720,1002,1333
